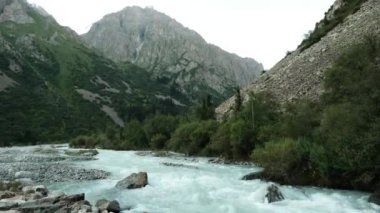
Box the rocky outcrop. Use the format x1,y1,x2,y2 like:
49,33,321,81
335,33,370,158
115,172,148,189
0,0,34,24
216,0,380,118
83,6,263,102
265,184,284,203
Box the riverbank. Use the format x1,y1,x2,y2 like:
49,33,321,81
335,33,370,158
0,145,109,183
1,145,379,212
0,180,123,212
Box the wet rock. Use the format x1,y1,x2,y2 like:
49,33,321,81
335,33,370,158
0,202,19,211
34,185,48,196
265,184,284,203
64,149,99,157
161,162,198,169
96,199,121,213
17,204,63,213
21,186,34,194
0,191,15,199
67,200,92,212
59,193,85,204
368,190,380,205
208,157,232,164
241,171,262,180
152,151,185,158
115,172,148,189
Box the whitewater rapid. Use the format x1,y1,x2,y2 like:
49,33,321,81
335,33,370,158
47,149,379,213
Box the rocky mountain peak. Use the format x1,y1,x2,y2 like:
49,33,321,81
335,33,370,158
0,0,34,24
83,6,263,102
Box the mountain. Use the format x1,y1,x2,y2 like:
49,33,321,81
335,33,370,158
0,0,184,144
216,0,379,118
82,6,263,103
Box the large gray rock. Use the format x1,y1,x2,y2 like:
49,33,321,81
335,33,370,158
115,172,148,189
83,6,263,102
265,184,284,203
95,199,121,213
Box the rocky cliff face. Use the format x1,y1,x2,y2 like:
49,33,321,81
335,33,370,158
82,6,263,103
216,0,380,118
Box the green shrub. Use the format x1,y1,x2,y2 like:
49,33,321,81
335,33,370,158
150,133,168,150
69,134,109,149
144,114,179,144
251,138,303,176
168,120,218,155
122,120,149,150
230,119,254,159
209,123,232,158
278,100,321,140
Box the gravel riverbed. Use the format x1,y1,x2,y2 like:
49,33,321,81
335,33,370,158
0,145,109,183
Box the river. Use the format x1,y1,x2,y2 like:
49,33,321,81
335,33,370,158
45,149,379,213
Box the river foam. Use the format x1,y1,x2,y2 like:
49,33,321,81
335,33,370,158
47,149,380,213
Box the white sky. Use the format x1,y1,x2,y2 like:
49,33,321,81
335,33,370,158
27,0,335,69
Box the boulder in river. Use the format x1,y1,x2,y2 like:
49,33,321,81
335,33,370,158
368,190,380,205
34,185,48,196
241,171,262,180
0,191,15,199
96,199,121,213
115,172,148,189
265,184,284,203
21,186,35,194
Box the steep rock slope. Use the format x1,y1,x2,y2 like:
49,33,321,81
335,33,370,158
83,6,263,103
0,0,181,144
216,0,380,118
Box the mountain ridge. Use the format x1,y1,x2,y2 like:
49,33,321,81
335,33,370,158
0,0,184,144
82,6,263,103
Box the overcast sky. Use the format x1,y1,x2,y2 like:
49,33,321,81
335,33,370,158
27,0,335,69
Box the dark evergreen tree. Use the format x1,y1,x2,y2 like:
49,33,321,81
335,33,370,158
234,87,242,113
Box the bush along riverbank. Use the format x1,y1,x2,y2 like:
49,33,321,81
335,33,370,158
70,36,380,202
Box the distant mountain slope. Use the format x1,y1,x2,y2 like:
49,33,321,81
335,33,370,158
82,6,263,103
216,0,379,118
0,0,183,144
